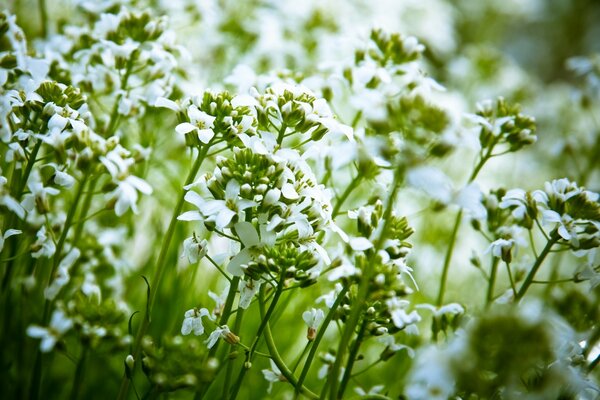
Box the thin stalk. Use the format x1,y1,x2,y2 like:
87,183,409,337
259,293,319,399
38,0,48,36
29,172,90,400
292,342,312,374
436,210,462,306
229,276,286,400
71,177,98,248
436,141,497,306
515,232,558,300
332,174,362,218
195,276,241,400
329,167,403,400
505,261,517,297
338,318,368,398
117,145,209,400
276,123,288,147
69,347,88,400
485,256,500,306
106,54,136,137
222,308,245,399
15,140,43,199
297,284,349,390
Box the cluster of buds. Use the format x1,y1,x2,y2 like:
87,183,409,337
42,8,182,125
470,97,537,153
141,336,219,392
169,90,257,147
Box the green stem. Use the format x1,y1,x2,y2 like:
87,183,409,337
485,256,500,306
515,232,558,300
15,140,43,200
338,318,368,398
106,53,136,137
292,342,312,374
117,145,209,400
195,276,241,400
329,167,403,400
259,293,319,399
505,261,517,297
436,145,496,306
229,275,286,400
38,0,48,36
436,209,462,306
71,177,98,248
29,172,89,400
69,347,88,400
332,174,362,218
222,308,245,399
297,284,349,390
276,123,288,147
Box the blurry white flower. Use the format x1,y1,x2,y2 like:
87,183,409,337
31,226,56,259
386,298,421,329
27,309,73,352
182,236,208,264
179,180,256,230
45,248,80,300
302,308,325,340
205,325,238,349
0,229,21,253
262,359,285,393
238,278,262,309
181,308,211,336
499,188,528,219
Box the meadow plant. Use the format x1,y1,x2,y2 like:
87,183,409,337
1,1,600,399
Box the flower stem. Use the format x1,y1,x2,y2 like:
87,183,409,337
338,318,368,398
29,171,90,400
38,0,48,37
229,275,286,400
117,145,209,400
485,256,500,306
332,174,362,218
297,284,349,390
329,166,403,400
515,232,558,300
222,308,245,399
69,347,88,400
259,292,319,399
436,209,462,306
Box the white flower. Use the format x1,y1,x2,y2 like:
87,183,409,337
303,308,325,341
542,210,578,245
44,248,80,300
405,345,455,400
27,309,73,352
21,170,60,213
486,238,514,260
499,188,529,219
0,229,21,253
179,180,256,230
238,278,262,309
354,385,385,396
205,325,238,349
348,237,373,251
175,105,217,144
208,284,229,318
181,308,211,336
111,176,153,216
328,261,359,281
182,236,208,264
262,359,285,393
317,283,344,308
32,226,56,258
386,298,421,329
